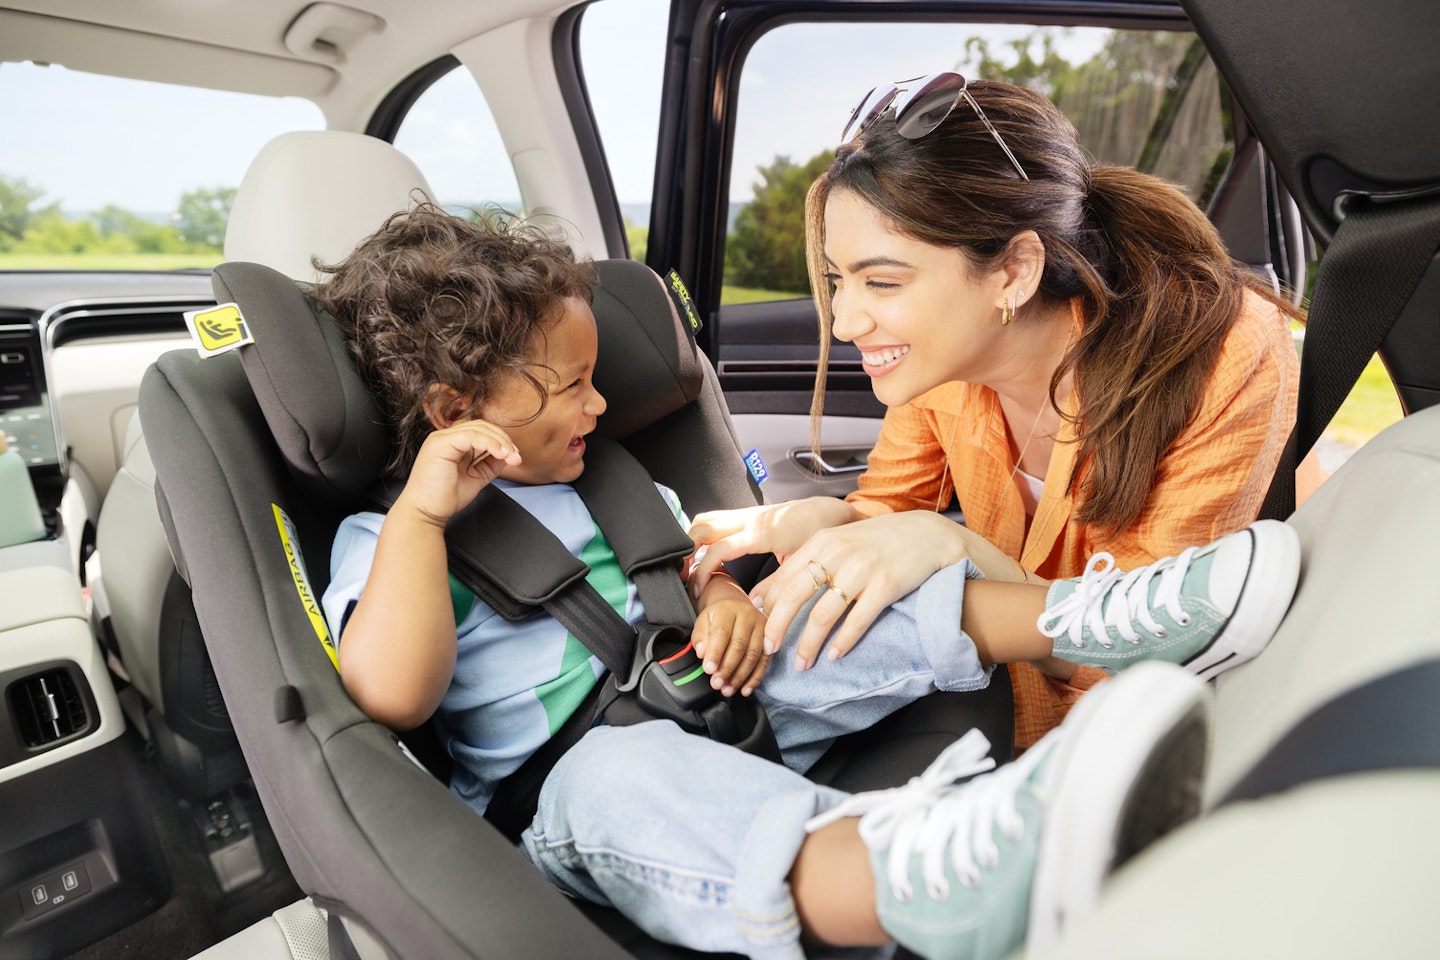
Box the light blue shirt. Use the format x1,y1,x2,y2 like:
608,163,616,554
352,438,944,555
323,478,687,815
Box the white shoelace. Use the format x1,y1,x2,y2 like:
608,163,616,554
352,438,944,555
805,729,1049,902
1038,549,1196,650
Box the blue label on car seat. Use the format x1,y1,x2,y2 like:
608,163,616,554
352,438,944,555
744,449,768,484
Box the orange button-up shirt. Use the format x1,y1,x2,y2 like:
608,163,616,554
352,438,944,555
847,290,1299,748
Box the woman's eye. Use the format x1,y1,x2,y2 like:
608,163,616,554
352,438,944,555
867,279,901,291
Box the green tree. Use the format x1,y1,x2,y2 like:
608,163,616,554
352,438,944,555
0,174,58,247
95,204,187,254
19,211,109,254
959,28,1225,201
175,186,236,249
725,150,834,294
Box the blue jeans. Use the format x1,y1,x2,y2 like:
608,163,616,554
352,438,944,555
521,559,988,958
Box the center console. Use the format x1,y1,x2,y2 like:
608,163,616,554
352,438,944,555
0,320,64,503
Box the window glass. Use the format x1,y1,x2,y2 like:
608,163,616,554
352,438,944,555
723,23,1231,303
0,62,321,270
392,67,522,214
578,0,669,261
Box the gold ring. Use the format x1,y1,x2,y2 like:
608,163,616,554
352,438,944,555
805,559,830,591
830,584,852,605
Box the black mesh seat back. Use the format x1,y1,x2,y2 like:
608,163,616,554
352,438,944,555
1184,0,1440,246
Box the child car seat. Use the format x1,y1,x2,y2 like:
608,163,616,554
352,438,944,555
139,245,1014,958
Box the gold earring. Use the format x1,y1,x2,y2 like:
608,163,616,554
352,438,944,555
1001,298,1013,326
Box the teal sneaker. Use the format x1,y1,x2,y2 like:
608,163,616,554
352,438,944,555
805,662,1210,960
1039,519,1301,680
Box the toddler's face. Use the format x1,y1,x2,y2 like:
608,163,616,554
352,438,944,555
478,296,607,485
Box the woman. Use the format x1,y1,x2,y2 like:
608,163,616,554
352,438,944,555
690,73,1300,747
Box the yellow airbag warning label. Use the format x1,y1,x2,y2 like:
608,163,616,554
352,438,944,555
184,302,254,358
273,503,339,672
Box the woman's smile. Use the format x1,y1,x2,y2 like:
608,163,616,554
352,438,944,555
856,343,911,377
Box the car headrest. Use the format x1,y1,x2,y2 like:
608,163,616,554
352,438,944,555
210,257,704,504
224,131,437,283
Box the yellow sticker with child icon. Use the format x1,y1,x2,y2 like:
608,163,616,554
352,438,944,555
183,302,254,357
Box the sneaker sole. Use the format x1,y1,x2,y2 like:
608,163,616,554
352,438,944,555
1184,519,1302,681
1026,662,1210,953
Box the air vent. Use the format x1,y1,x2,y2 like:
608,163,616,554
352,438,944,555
8,668,91,748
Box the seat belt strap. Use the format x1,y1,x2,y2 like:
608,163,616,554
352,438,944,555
1261,194,1440,519
1221,658,1440,805
572,436,696,628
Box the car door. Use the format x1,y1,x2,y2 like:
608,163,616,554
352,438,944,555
643,0,1307,506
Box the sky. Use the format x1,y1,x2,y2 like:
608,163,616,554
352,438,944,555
0,0,1107,215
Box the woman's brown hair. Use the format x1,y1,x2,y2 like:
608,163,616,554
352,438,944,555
805,80,1302,533
313,203,595,478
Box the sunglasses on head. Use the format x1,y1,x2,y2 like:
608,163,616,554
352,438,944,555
839,72,1030,182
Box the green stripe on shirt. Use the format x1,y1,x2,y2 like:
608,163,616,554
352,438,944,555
533,521,628,735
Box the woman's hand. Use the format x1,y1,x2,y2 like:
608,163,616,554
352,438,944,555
687,497,861,593
753,512,1019,671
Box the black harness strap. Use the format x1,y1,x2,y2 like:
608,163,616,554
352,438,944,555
440,437,772,842
1260,195,1440,520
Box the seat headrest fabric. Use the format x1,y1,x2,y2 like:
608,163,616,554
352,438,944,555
591,259,704,438
211,257,703,504
212,261,389,503
224,131,436,283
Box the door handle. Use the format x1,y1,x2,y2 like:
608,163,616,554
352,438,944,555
791,448,869,476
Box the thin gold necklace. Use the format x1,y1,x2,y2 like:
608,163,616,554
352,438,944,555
934,320,1075,532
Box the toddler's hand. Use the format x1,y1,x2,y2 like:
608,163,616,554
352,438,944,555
691,597,771,698
396,419,522,527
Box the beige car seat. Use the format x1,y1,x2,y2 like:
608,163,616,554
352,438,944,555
1035,403,1440,959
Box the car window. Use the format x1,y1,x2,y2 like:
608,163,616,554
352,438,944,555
391,67,523,214
722,23,1230,304
0,62,322,271
578,0,669,261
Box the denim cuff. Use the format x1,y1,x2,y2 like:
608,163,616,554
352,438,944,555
915,558,993,692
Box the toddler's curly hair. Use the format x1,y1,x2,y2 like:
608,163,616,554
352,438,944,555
313,203,595,478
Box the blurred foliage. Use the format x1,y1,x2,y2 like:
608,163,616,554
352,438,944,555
0,174,232,260
722,27,1233,297
724,150,833,294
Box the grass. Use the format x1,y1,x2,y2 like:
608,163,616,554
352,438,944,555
1326,352,1404,448
721,285,807,304
0,252,221,270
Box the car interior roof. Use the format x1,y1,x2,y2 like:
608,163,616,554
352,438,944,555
0,0,571,128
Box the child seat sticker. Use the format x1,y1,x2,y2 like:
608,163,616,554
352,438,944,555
744,449,768,484
184,302,254,358
665,269,702,335
272,503,339,672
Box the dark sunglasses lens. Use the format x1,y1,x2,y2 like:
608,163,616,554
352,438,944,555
893,73,965,140
841,84,899,144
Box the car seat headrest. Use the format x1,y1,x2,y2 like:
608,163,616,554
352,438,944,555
591,259,704,439
213,261,390,503
224,131,436,283
209,256,703,504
